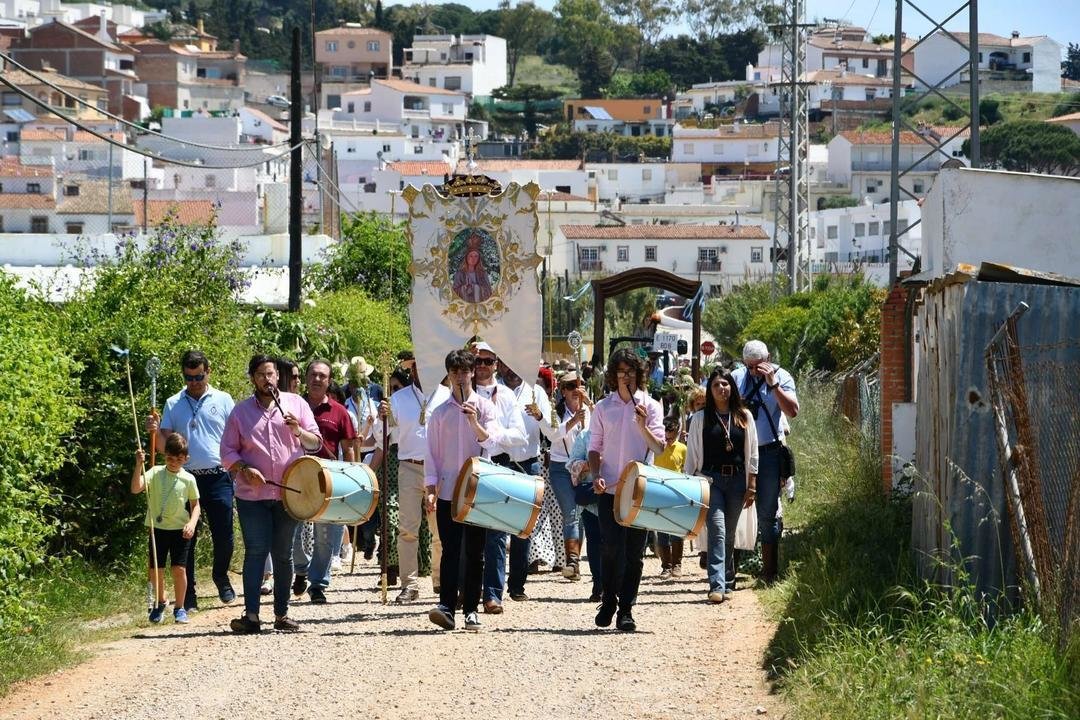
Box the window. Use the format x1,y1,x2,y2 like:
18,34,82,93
326,94,341,109
810,226,816,239
643,105,651,114
913,180,925,194
608,169,618,181
4,131,16,142
868,221,880,236
713,143,724,155
428,78,436,87
64,184,79,196
1022,52,1031,64
0,182,3,193
854,222,865,237
645,246,657,262
330,66,347,78
65,222,83,234
347,102,355,113
0,216,3,231
865,88,876,101
751,246,763,263
205,175,216,188
862,58,869,68
325,41,338,52
897,218,908,234
683,143,694,155
617,245,629,262
978,52,984,62
26,183,40,194
414,145,423,154
444,76,462,91
2,92,20,106
578,246,601,271
368,40,380,52
364,101,372,113
79,148,96,161
382,143,391,152
827,225,838,240
348,41,355,49
31,216,48,232
698,247,720,271
883,220,892,235
442,102,454,114
642,168,652,181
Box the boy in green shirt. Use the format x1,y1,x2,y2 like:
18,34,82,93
131,433,200,624
655,417,687,579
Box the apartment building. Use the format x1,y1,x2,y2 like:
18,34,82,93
402,34,507,98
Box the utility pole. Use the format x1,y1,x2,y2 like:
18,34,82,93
288,27,302,312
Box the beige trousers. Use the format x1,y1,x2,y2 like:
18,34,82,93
397,460,441,591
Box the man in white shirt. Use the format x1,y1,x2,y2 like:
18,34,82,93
470,342,529,614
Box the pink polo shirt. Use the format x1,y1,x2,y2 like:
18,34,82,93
220,392,321,502
423,391,503,502
587,389,664,494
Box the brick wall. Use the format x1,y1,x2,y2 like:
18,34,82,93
879,281,912,492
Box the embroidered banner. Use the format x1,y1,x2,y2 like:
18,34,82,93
404,176,544,395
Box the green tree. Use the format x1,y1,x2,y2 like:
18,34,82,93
604,0,674,70
306,212,411,307
966,120,1080,176
529,127,671,159
1051,92,1080,118
604,69,674,98
490,84,564,139
680,0,775,38
702,280,781,358
820,195,861,209
498,1,554,87
641,31,765,88
553,0,628,96
373,0,384,29
979,97,1002,125
1062,42,1080,81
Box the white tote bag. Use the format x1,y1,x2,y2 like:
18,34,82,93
734,503,758,551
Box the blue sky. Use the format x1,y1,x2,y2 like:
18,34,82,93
386,1,1079,45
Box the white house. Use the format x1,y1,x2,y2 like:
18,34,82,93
238,107,288,145
454,158,588,198
808,199,922,270
586,161,671,204
913,31,1062,94
671,122,782,175
827,126,969,204
402,34,508,98
335,78,481,143
557,223,772,294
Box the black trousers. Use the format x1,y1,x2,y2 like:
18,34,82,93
435,499,485,616
597,493,648,612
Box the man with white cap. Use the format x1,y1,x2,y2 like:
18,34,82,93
730,339,798,584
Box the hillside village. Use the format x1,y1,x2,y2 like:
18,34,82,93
0,2,1076,303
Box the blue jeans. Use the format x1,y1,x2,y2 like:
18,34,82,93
184,469,234,608
483,458,539,601
547,461,581,540
306,523,346,592
236,498,299,618
706,470,746,592
581,504,603,592
756,444,783,544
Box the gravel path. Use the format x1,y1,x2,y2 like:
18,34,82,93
1,555,784,720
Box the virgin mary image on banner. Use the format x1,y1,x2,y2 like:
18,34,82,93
449,229,499,303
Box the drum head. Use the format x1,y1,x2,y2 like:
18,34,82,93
614,462,646,527
452,457,480,522
282,456,331,521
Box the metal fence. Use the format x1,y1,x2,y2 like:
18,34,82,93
985,302,1080,651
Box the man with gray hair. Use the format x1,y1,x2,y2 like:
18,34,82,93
731,339,799,584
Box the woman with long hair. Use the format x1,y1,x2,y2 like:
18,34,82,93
684,368,758,603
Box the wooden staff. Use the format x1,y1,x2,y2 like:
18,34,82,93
378,353,392,604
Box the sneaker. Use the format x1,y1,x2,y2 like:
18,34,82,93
183,603,198,614
595,603,616,628
616,612,637,632
483,599,503,614
562,560,581,581
428,605,455,630
309,587,327,604
292,574,307,597
230,615,261,634
509,592,528,602
464,611,482,632
260,579,273,595
173,607,190,624
330,556,343,571
394,588,420,604
273,616,300,632
658,567,672,580
341,543,354,562
218,585,236,604
708,590,725,603
148,602,166,624
670,564,682,579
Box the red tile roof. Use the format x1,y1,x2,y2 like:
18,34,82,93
455,159,583,173
387,161,453,176
561,224,769,240
374,78,463,96
18,128,68,142
837,126,970,145
0,157,54,177
135,200,216,227
0,194,56,209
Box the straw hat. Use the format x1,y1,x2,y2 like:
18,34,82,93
350,356,375,378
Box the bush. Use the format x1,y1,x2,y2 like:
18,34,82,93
57,218,252,563
306,212,411,309
298,287,413,372
0,277,79,629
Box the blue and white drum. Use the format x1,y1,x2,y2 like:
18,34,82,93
452,457,544,539
282,456,380,525
614,462,710,539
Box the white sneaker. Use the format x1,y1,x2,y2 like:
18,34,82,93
707,590,725,603
330,556,342,571
464,611,482,631
341,543,354,562
670,564,683,578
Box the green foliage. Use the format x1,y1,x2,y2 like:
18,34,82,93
701,279,781,359
59,217,252,563
498,1,555,86
513,55,581,97
1063,42,1080,82
641,30,765,89
305,212,411,308
765,381,1079,720
0,278,79,631
1052,91,1080,118
979,97,1003,125
967,120,1080,176
529,127,671,160
552,0,636,96
490,84,564,139
819,195,860,209
603,69,674,98
740,303,812,368
299,287,413,368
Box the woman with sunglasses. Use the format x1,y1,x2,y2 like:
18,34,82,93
539,371,593,582
684,368,758,603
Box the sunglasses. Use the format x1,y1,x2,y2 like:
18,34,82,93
560,383,579,391
473,357,496,366
183,373,206,382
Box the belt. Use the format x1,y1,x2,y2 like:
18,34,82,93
704,464,742,477
491,454,539,470
760,440,783,450
400,458,423,465
191,466,226,476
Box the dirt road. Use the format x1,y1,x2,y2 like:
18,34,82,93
1,556,783,720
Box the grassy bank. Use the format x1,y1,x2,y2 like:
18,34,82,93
766,380,1079,719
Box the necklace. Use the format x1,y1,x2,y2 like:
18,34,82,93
154,469,181,524
411,384,427,426
716,410,734,453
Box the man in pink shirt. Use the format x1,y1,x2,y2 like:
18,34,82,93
220,354,321,634
588,348,665,632
424,349,503,632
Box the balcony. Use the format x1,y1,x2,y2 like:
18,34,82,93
851,160,942,173
579,259,603,272
697,260,722,272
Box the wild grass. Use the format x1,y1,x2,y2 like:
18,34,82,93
514,55,580,96
765,380,1079,719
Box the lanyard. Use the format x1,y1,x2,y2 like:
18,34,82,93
183,391,209,430
155,469,180,524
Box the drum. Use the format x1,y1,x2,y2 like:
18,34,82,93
281,456,379,525
452,457,544,538
614,462,710,539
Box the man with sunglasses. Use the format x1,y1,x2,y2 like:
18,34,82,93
147,350,236,610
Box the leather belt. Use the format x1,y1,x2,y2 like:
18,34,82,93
491,454,539,469
704,464,741,477
400,458,423,465
191,466,226,476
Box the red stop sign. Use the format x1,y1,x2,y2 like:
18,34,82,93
701,341,716,355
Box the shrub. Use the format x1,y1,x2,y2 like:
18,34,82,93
298,287,413,371
305,212,411,309
0,277,79,629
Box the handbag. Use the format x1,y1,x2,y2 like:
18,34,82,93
744,374,796,480
734,505,758,550
574,475,598,506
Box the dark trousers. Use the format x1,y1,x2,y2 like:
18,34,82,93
435,499,485,617
581,506,604,593
184,469,234,608
597,493,647,612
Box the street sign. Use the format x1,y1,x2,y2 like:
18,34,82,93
653,332,679,353
701,341,716,356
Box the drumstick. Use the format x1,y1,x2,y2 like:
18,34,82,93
265,478,301,494
267,383,286,418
